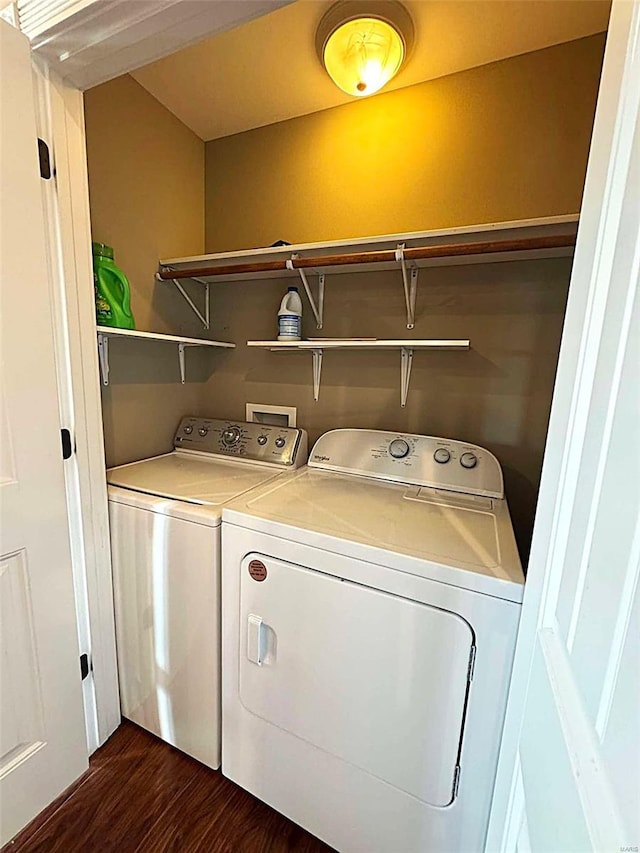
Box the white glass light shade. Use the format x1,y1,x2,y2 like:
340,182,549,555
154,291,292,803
323,17,405,97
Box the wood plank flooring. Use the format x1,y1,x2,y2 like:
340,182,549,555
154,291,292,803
4,721,334,853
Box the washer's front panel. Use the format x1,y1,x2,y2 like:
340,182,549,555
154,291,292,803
110,500,221,769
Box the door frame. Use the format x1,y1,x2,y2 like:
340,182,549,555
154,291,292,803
35,2,637,790
33,61,120,749
486,1,640,848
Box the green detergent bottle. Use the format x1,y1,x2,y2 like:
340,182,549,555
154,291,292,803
93,242,136,329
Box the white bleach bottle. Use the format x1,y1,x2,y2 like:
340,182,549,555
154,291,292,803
277,286,303,341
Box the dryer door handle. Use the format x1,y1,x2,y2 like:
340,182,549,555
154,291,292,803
247,614,266,666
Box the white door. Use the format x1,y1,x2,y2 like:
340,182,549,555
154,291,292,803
0,19,88,845
487,2,640,850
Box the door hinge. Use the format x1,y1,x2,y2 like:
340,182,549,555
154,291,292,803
452,764,461,799
79,653,91,680
61,428,73,460
38,138,52,179
467,645,476,682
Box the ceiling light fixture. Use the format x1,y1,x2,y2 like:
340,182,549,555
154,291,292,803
316,1,414,98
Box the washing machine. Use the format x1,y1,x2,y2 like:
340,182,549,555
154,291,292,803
106,416,307,769
221,428,524,852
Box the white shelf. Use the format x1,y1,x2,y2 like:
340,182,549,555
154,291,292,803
161,215,578,274
95,326,235,386
158,216,578,330
247,339,470,407
247,339,469,350
96,326,234,347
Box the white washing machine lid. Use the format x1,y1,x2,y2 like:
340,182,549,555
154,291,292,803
224,467,524,600
107,451,285,507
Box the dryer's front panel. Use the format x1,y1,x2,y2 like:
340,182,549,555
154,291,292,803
239,552,473,806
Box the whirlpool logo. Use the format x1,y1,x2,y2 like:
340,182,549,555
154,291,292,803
313,454,331,462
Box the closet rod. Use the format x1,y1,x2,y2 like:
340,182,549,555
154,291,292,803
158,233,576,281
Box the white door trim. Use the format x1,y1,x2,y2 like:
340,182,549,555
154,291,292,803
33,60,120,749
486,1,640,848
30,3,637,795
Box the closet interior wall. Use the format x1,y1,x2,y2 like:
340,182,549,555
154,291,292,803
84,75,207,465
83,33,605,559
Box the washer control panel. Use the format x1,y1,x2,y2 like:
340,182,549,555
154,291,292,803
174,417,307,468
309,429,503,498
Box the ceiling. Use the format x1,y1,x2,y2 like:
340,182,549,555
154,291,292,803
130,0,610,142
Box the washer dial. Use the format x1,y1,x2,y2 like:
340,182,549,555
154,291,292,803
434,448,451,464
222,426,241,445
389,439,410,459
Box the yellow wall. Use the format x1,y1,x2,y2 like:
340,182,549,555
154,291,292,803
199,35,605,559
205,35,605,251
84,74,206,465
84,35,605,560
202,258,571,559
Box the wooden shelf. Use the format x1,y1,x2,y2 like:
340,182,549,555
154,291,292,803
95,326,234,386
247,339,470,406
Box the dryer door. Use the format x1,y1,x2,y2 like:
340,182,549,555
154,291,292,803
239,553,474,807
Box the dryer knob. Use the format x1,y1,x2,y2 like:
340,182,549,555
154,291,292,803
275,437,286,448
389,439,410,459
460,452,478,469
183,425,193,435
198,426,209,437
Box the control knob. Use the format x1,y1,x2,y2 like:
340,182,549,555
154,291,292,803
257,435,268,446
222,426,241,445
198,426,208,437
389,439,410,459
460,452,478,469
434,448,451,464
275,437,286,449
183,425,193,435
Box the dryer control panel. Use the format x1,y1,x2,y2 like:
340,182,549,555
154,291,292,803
309,429,503,498
174,418,307,468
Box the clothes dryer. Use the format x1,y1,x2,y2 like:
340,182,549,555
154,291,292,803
107,417,307,769
221,428,524,852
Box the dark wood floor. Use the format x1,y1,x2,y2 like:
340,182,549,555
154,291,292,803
5,721,334,853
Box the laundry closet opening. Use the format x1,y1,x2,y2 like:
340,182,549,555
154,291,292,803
83,2,609,563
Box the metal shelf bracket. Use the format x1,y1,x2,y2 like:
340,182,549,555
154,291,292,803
311,348,323,401
395,244,418,329
157,270,210,329
287,256,324,328
97,333,109,386
178,343,187,384
177,342,200,384
400,347,414,408
97,333,200,386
